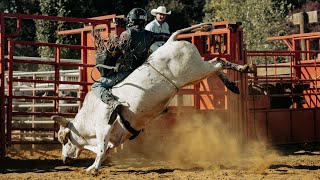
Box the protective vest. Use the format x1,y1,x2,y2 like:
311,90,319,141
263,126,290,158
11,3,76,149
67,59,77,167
96,26,170,77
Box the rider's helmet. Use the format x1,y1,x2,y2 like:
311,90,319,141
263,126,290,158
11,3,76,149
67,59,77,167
126,8,147,28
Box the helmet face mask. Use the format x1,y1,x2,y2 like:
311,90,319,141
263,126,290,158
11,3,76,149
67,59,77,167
126,8,147,27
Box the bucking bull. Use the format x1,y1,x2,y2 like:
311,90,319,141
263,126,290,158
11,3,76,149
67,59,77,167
51,23,253,173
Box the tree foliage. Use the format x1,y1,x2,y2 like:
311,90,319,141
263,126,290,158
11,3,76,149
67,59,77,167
35,0,95,70
0,0,39,71
204,0,291,53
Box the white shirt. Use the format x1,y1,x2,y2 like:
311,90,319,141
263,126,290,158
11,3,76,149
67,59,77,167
145,19,170,34
145,19,170,51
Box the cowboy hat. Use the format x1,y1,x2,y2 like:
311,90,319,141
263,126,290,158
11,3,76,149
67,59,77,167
151,6,171,16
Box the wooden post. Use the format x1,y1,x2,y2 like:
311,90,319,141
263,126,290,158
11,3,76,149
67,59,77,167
292,10,319,60
293,12,308,60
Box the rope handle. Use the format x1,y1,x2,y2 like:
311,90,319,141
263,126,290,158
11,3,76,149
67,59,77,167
90,63,120,82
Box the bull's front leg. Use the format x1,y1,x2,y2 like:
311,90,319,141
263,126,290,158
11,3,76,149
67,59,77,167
86,124,113,174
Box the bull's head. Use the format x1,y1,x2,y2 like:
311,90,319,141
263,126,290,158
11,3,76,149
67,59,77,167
52,115,81,163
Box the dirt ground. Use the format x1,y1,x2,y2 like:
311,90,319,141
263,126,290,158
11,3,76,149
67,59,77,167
2,143,320,180
1,119,320,179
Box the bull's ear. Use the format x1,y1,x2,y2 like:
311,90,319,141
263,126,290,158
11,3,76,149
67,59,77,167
58,128,71,145
52,115,69,127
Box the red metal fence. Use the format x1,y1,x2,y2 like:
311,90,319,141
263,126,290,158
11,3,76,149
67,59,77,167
0,13,249,159
245,31,320,144
1,12,319,159
0,13,111,158
246,49,320,143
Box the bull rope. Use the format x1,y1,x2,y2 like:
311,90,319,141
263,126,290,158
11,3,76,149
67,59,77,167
146,62,179,91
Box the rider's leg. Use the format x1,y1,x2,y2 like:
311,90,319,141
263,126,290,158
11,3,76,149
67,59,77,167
91,72,129,124
91,72,130,103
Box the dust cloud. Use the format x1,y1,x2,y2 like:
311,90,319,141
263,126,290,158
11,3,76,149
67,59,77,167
124,111,279,172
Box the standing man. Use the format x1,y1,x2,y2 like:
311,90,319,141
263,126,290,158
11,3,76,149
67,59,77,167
145,6,171,53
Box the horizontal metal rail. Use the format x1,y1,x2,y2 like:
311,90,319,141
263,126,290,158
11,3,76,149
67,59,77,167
2,12,108,25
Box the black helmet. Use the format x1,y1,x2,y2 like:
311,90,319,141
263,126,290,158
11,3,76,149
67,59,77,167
126,8,147,27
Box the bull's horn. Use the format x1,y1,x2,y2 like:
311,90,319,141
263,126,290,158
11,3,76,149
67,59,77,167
51,115,69,127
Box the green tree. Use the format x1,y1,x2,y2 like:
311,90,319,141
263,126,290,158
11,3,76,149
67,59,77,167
204,0,291,63
0,0,40,71
35,0,95,71
35,1,58,71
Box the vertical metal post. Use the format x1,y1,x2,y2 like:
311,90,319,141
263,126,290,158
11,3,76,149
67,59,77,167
0,12,6,159
292,39,301,79
80,31,88,106
7,38,13,146
54,47,60,113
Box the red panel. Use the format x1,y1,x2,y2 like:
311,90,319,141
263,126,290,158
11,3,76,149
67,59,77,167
300,60,320,108
248,96,270,109
199,76,227,110
199,76,224,91
199,94,226,109
267,111,291,143
86,30,109,86
248,111,267,141
291,109,315,142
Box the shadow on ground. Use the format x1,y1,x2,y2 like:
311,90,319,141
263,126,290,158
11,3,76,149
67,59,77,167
0,157,111,174
273,142,320,156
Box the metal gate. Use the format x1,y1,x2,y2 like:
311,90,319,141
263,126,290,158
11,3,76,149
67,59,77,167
246,31,320,143
0,13,118,158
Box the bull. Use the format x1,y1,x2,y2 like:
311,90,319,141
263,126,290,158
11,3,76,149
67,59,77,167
51,23,252,173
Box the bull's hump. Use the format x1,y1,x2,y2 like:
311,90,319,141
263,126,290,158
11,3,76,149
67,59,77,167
157,41,196,59
167,40,192,49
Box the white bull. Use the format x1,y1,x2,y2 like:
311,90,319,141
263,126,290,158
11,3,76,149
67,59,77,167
52,23,252,173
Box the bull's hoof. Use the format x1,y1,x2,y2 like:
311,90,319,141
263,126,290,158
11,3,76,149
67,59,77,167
86,167,100,176
239,64,249,73
226,82,240,94
241,64,256,73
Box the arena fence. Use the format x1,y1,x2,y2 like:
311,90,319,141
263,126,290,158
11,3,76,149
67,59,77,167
0,12,110,158
1,13,249,159
2,12,319,159
246,50,320,143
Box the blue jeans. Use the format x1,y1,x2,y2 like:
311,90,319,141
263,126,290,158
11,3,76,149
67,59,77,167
91,72,130,102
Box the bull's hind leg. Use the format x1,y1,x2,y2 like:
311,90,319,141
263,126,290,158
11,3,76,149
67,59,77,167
217,70,240,94
214,57,253,73
86,124,113,174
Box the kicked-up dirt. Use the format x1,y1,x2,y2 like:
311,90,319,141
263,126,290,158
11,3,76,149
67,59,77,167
1,117,320,179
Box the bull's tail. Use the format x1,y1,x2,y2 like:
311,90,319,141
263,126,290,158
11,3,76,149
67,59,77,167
166,23,213,43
